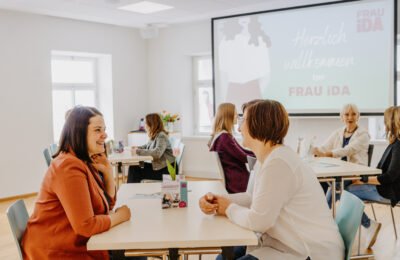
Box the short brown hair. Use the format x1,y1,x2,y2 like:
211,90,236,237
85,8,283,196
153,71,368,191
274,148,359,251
54,106,103,162
245,100,289,146
146,113,168,140
241,99,263,114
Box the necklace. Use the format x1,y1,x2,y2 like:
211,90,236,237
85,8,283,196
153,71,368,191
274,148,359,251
345,126,358,134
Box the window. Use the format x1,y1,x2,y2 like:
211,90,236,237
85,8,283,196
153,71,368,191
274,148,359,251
193,56,214,134
51,55,98,142
369,43,399,141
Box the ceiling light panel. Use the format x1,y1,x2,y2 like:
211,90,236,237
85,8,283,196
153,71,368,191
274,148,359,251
118,1,173,14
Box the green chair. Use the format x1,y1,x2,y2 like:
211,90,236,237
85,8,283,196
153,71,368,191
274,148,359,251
335,190,365,260
43,148,52,167
6,199,29,260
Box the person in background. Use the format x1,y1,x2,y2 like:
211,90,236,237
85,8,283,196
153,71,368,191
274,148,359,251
208,103,255,193
127,113,175,183
314,103,369,164
346,106,400,249
314,103,370,194
21,106,132,260
199,100,344,260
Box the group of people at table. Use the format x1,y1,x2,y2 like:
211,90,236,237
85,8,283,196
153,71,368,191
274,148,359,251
20,100,400,260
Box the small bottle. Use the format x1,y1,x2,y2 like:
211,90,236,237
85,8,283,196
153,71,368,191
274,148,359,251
297,137,304,155
308,136,317,161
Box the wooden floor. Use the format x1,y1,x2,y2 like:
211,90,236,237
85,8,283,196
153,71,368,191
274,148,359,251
1,179,400,260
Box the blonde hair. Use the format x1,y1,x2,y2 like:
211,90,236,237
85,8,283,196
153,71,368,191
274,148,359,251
340,103,360,117
208,103,236,147
384,106,400,144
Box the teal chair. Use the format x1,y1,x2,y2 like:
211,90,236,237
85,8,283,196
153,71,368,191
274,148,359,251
176,142,185,169
43,148,52,167
335,190,365,260
49,143,58,156
6,199,29,260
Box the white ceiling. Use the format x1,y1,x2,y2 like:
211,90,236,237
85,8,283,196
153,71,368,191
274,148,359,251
0,0,338,29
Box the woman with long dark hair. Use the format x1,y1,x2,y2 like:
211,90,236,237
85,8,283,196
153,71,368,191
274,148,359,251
127,113,175,183
21,106,131,260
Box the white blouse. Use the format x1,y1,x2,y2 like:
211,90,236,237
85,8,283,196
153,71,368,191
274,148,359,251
225,146,344,260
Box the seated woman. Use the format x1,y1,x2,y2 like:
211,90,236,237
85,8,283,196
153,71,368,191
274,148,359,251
314,103,370,194
314,103,369,164
208,103,255,194
199,100,344,260
127,113,175,183
346,106,400,249
21,106,131,260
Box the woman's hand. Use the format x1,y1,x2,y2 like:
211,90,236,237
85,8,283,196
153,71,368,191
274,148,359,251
92,153,115,197
109,205,131,227
314,147,324,157
92,153,113,177
214,196,232,216
131,146,137,156
199,192,218,215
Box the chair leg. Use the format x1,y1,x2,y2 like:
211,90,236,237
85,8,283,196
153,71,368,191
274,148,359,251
370,204,377,221
390,206,397,240
358,223,361,256
198,254,202,260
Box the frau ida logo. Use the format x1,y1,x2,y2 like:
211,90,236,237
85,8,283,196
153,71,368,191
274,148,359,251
357,9,384,32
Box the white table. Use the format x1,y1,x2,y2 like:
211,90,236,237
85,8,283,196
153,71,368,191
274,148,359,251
108,151,153,190
310,157,381,178
309,157,381,217
87,181,258,260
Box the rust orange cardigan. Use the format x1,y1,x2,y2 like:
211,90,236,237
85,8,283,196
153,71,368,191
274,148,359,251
21,152,116,260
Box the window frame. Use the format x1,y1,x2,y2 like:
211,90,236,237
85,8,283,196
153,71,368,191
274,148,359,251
51,55,99,142
369,42,400,141
51,55,99,106
193,55,213,135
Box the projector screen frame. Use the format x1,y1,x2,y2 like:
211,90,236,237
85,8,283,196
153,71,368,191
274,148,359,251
211,0,397,117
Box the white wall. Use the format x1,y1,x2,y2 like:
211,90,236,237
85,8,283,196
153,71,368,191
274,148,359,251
148,21,389,179
0,9,147,198
147,21,211,136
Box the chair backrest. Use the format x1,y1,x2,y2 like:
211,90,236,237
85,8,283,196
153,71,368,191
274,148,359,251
247,156,257,172
335,191,365,260
43,148,51,167
246,156,257,191
6,199,29,260
49,143,58,156
176,142,185,167
367,144,374,167
169,138,175,150
211,151,226,188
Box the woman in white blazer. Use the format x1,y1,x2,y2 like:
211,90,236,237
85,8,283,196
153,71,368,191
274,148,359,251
314,103,370,165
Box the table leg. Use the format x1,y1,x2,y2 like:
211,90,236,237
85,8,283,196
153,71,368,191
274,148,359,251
169,248,179,260
221,246,234,260
111,250,125,260
121,165,126,184
114,165,119,190
332,179,336,218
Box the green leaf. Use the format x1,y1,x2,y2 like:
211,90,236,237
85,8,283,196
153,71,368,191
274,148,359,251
166,159,176,181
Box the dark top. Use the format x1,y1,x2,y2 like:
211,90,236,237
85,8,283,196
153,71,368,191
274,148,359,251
376,139,400,206
210,133,255,193
341,136,352,161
